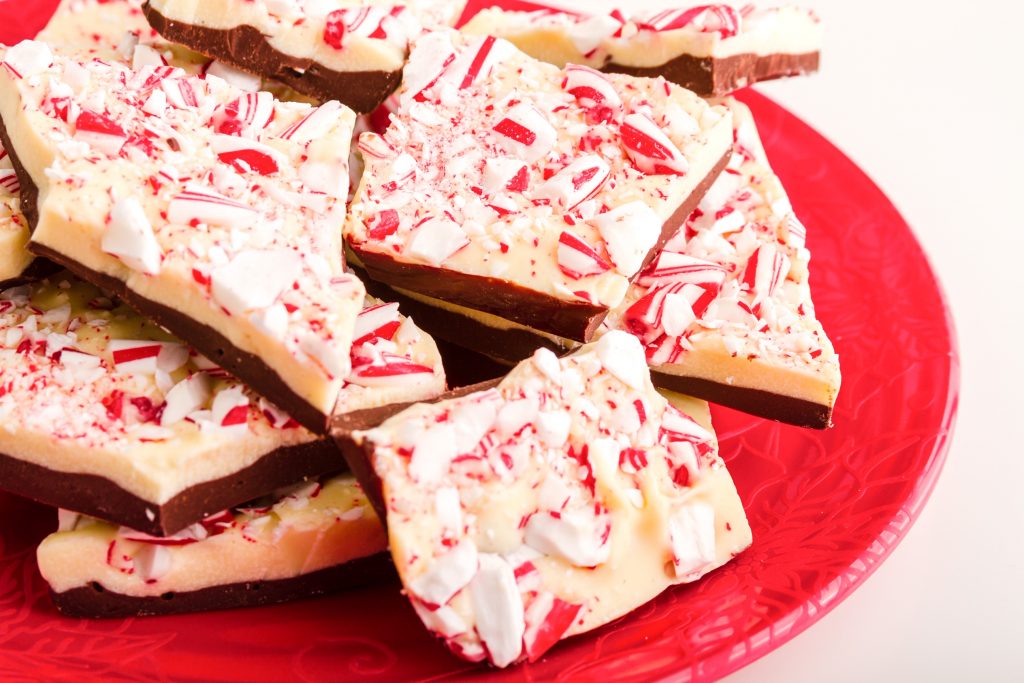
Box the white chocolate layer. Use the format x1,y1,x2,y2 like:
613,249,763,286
0,143,30,282
347,30,732,326
0,44,363,420
38,474,387,596
461,4,822,70
0,276,443,505
147,0,466,75
351,332,751,667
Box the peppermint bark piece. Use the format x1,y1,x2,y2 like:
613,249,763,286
0,275,445,535
334,332,751,667
461,5,821,98
0,43,362,432
346,31,733,342
0,142,33,282
142,0,467,113
602,98,840,427
38,474,389,617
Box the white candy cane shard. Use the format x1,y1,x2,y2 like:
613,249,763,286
637,252,728,289
205,60,261,92
522,592,583,662
590,201,661,277
279,100,345,144
408,421,458,485
741,243,791,306
669,502,716,578
2,40,53,79
470,554,525,667
562,64,622,112
408,539,478,607
481,157,529,195
492,102,557,164
566,13,624,55
352,302,401,344
167,186,258,228
640,5,741,37
401,32,456,107
212,91,274,137
406,216,469,266
595,330,648,391
557,230,611,280
533,155,610,211
102,197,163,275
440,35,514,92
524,509,610,568
211,249,303,315
620,112,689,175
161,373,212,426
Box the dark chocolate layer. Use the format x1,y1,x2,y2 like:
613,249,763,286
351,148,732,342
331,380,502,520
353,276,834,429
51,552,393,618
0,439,344,537
606,51,820,98
142,4,402,113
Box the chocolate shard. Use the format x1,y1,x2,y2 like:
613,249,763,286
51,553,394,618
0,440,344,537
142,3,402,113
605,51,820,98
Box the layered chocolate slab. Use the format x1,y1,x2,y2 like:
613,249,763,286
0,275,445,535
351,98,841,429
461,4,822,97
0,43,364,432
142,0,467,113
38,474,390,617
346,30,733,342
333,333,751,667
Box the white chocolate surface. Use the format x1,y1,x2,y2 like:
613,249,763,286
0,142,30,282
0,44,364,420
346,31,733,324
353,332,751,666
38,474,387,596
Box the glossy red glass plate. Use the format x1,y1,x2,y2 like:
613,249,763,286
0,2,958,680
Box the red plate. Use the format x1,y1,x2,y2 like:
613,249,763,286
0,2,958,681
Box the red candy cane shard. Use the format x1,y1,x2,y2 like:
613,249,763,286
637,252,728,289
533,155,610,210
620,113,689,175
557,230,612,279
492,102,557,163
74,110,127,156
352,302,402,345
562,64,623,112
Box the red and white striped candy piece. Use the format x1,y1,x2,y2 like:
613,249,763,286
258,397,299,430
212,91,273,137
637,251,727,289
620,112,689,175
533,155,610,211
565,13,624,55
741,243,791,306
211,385,250,430
110,340,174,374
167,186,257,228
73,110,127,157
0,169,19,194
522,592,583,662
347,354,435,387
352,301,401,345
625,282,712,343
211,249,303,316
210,135,282,176
324,6,406,49
481,157,529,195
439,35,514,92
406,215,469,266
366,208,400,241
102,197,163,275
492,102,557,164
400,32,456,107
639,5,741,37
280,100,345,145
590,201,661,277
160,372,212,426
160,75,202,109
470,554,525,668
557,230,611,280
562,64,622,112
668,502,717,578
1,40,53,79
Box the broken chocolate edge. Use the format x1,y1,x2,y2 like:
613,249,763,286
0,439,344,536
330,379,502,520
350,148,732,342
142,3,402,113
606,51,821,98
51,552,394,618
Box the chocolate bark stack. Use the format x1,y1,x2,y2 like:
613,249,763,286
0,0,840,670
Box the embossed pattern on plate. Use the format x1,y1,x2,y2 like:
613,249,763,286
0,1,958,680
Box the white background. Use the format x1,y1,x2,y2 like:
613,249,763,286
543,0,1023,680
